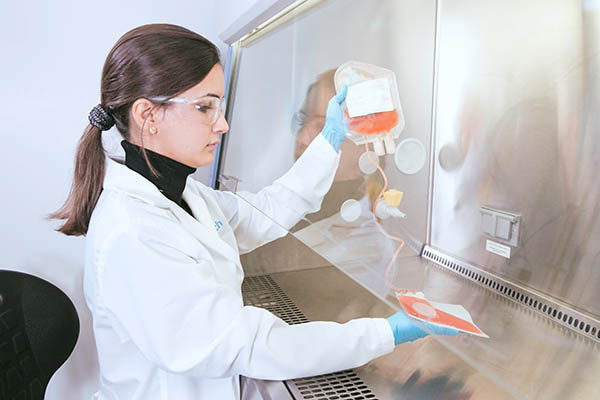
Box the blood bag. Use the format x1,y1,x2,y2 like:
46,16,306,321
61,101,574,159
396,292,489,337
334,61,405,155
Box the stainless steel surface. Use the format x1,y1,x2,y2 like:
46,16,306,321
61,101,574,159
268,267,519,400
423,245,600,343
269,264,600,399
431,0,600,318
241,234,331,276
241,376,294,400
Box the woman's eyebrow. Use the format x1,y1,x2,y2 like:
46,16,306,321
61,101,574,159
204,93,224,99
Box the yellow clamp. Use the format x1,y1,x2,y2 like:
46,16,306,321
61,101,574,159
383,189,404,207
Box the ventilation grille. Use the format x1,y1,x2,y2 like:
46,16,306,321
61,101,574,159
241,275,380,400
287,370,378,400
242,275,310,325
422,246,600,343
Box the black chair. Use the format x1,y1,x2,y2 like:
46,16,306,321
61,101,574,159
0,270,79,400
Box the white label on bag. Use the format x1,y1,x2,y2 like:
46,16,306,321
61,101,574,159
346,78,394,118
486,240,511,258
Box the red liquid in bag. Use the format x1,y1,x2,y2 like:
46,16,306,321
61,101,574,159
344,108,399,135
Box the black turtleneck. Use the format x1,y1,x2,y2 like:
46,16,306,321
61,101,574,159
121,141,196,216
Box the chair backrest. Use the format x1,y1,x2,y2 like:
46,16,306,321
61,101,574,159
0,270,80,400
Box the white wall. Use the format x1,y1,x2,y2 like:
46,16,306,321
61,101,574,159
0,1,256,398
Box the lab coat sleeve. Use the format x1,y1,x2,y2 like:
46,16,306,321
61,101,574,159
211,134,340,254
100,225,394,380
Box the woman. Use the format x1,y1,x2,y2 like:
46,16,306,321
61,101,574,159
52,24,455,400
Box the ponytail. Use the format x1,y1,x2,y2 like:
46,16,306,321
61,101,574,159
49,124,105,236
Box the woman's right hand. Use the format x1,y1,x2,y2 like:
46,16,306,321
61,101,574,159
320,84,348,151
386,312,459,345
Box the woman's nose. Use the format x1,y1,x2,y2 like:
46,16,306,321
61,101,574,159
213,111,229,134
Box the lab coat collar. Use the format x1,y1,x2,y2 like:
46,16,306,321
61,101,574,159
103,157,240,263
104,157,172,208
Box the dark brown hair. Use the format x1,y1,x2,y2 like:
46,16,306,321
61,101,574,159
50,24,220,236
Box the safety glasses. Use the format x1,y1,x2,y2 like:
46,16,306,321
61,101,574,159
149,96,226,125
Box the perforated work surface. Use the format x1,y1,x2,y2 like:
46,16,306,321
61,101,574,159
241,275,379,400
242,275,309,325
0,303,44,400
287,370,378,400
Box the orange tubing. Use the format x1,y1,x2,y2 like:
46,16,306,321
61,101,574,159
345,109,399,135
363,138,410,294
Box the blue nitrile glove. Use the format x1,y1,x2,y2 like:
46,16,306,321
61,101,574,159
320,84,348,151
386,312,459,345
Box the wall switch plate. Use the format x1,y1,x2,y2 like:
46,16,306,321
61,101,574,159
480,206,521,247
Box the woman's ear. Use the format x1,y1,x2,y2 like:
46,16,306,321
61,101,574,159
130,98,157,134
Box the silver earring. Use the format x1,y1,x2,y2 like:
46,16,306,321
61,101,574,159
149,126,158,134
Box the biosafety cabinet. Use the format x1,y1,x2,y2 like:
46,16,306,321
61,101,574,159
212,1,600,398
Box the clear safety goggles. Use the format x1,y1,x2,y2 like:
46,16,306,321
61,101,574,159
149,96,226,125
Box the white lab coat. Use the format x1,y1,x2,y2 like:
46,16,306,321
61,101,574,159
83,134,395,400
